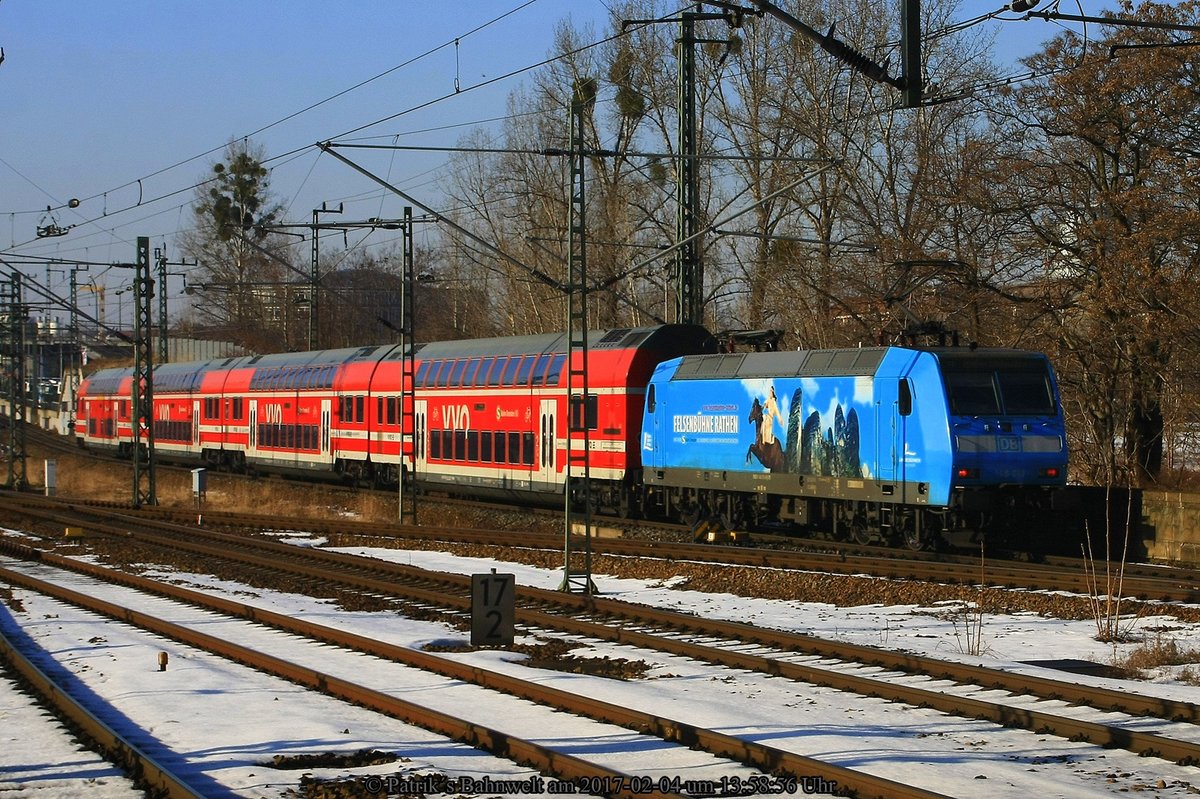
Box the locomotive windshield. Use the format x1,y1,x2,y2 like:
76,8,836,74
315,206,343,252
940,355,1056,417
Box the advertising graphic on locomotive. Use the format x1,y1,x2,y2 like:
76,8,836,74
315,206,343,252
640,345,1069,550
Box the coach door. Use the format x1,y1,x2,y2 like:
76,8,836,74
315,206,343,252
537,398,556,487
248,400,257,454
192,399,201,449
414,399,427,475
320,399,331,457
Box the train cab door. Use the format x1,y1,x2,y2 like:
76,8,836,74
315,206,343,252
414,399,428,476
320,399,331,459
537,398,556,488
896,377,913,503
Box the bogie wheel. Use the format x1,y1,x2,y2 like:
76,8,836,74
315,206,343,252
897,518,925,551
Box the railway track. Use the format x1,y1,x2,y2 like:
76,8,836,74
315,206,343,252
0,610,203,798
0,555,953,799
11,491,1200,604
3,498,1200,792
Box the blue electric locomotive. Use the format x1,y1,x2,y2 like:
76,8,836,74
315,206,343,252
639,345,1068,549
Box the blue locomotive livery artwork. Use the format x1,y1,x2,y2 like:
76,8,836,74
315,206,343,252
641,345,1069,550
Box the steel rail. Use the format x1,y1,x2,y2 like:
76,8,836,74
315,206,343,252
0,563,688,799
0,547,950,799
5,514,1200,767
7,498,1200,729
7,493,1199,602
0,612,204,799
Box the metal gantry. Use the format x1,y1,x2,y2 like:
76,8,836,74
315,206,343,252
560,92,597,595
131,237,157,507
310,202,343,350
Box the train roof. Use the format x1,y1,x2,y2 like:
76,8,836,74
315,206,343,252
412,324,713,360
666,345,1050,382
669,348,889,380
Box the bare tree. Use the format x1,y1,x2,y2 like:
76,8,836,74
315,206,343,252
177,140,296,352
981,0,1200,486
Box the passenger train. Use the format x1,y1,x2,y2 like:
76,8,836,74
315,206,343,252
74,323,1069,550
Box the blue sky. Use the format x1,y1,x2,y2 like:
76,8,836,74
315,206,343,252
1,2,613,265
0,1,1078,320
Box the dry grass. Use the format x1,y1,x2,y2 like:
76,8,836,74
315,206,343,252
29,444,414,526
1115,633,1200,685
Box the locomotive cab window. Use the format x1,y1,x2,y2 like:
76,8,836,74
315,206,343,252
942,357,1055,417
997,370,1055,416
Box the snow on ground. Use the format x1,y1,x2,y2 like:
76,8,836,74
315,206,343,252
2,535,1200,798
0,671,146,799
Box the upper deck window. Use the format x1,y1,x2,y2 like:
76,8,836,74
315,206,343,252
486,358,506,387
501,356,522,385
516,356,535,386
464,358,483,386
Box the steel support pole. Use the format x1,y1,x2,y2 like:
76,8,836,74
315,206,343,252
5,274,28,490
560,94,596,595
675,8,704,327
398,206,417,524
132,237,157,507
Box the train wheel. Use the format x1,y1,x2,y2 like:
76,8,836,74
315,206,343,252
851,522,872,545
897,516,925,551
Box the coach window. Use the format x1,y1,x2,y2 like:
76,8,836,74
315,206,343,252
508,432,521,464
482,358,502,386
494,431,507,463
386,397,397,426
544,354,566,386
898,379,913,416
463,358,483,386
377,397,384,423
415,361,431,387
428,361,446,388
438,361,457,388
516,356,535,386
501,357,522,385
442,430,454,460
522,432,534,465
467,431,479,461
531,354,552,385
429,428,442,459
480,430,493,462
355,396,365,423
449,359,468,387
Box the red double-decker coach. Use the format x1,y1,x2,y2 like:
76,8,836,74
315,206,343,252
75,324,717,510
